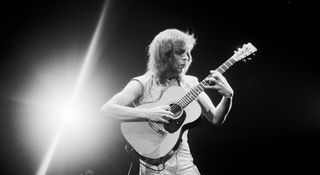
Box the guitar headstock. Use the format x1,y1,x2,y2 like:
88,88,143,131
233,43,257,62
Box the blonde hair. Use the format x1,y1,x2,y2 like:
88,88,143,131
147,29,196,81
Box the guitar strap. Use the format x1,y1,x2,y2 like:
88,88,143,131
125,115,203,171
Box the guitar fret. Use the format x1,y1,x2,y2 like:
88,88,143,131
197,85,204,92
185,94,192,101
226,60,233,66
229,57,237,64
190,90,197,97
187,93,193,99
186,98,191,106
182,96,189,102
180,98,187,107
179,100,185,108
183,96,189,103
194,87,200,94
217,67,225,74
177,101,184,107
178,100,184,107
198,83,205,91
222,64,229,69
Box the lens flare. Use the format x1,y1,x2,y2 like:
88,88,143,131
34,1,111,175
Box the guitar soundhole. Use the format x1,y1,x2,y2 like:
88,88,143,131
163,103,186,133
170,103,183,117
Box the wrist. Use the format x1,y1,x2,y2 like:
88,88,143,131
140,108,149,120
223,94,233,99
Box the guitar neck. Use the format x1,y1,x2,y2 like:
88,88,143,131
177,56,238,109
214,55,238,75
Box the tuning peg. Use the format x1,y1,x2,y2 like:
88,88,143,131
243,58,251,63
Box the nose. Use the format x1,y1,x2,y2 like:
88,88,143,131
182,55,188,61
183,52,191,61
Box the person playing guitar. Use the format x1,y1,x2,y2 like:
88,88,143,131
100,28,234,175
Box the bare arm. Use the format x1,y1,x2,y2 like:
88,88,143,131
100,80,174,123
198,93,232,125
198,70,233,125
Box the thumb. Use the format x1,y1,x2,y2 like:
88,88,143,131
162,105,171,110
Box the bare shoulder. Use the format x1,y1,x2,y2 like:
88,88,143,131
122,79,144,97
108,80,144,106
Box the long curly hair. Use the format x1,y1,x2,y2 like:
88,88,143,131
147,29,196,81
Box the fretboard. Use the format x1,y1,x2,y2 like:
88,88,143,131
177,56,237,109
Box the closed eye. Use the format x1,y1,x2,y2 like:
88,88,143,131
175,49,186,55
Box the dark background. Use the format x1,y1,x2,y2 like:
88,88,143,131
1,0,318,174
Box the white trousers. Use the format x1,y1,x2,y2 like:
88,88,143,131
139,141,200,175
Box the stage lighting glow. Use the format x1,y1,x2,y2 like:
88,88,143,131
14,1,113,175
15,53,120,169
15,61,118,174
11,0,122,174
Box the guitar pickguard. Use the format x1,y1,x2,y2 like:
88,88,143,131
163,110,186,133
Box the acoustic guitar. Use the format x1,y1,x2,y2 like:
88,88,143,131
121,43,257,165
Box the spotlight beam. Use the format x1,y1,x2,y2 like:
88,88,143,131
72,1,108,102
36,1,109,175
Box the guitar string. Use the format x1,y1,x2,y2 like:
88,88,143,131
149,103,182,133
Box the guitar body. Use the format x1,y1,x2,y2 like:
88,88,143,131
121,86,201,159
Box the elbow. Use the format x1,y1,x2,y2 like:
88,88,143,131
208,108,225,125
211,115,227,125
210,109,229,125
99,103,112,118
211,118,225,125
100,103,108,112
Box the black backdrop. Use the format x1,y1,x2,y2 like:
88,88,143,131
1,0,318,174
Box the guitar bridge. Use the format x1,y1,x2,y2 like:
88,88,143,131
148,121,166,136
